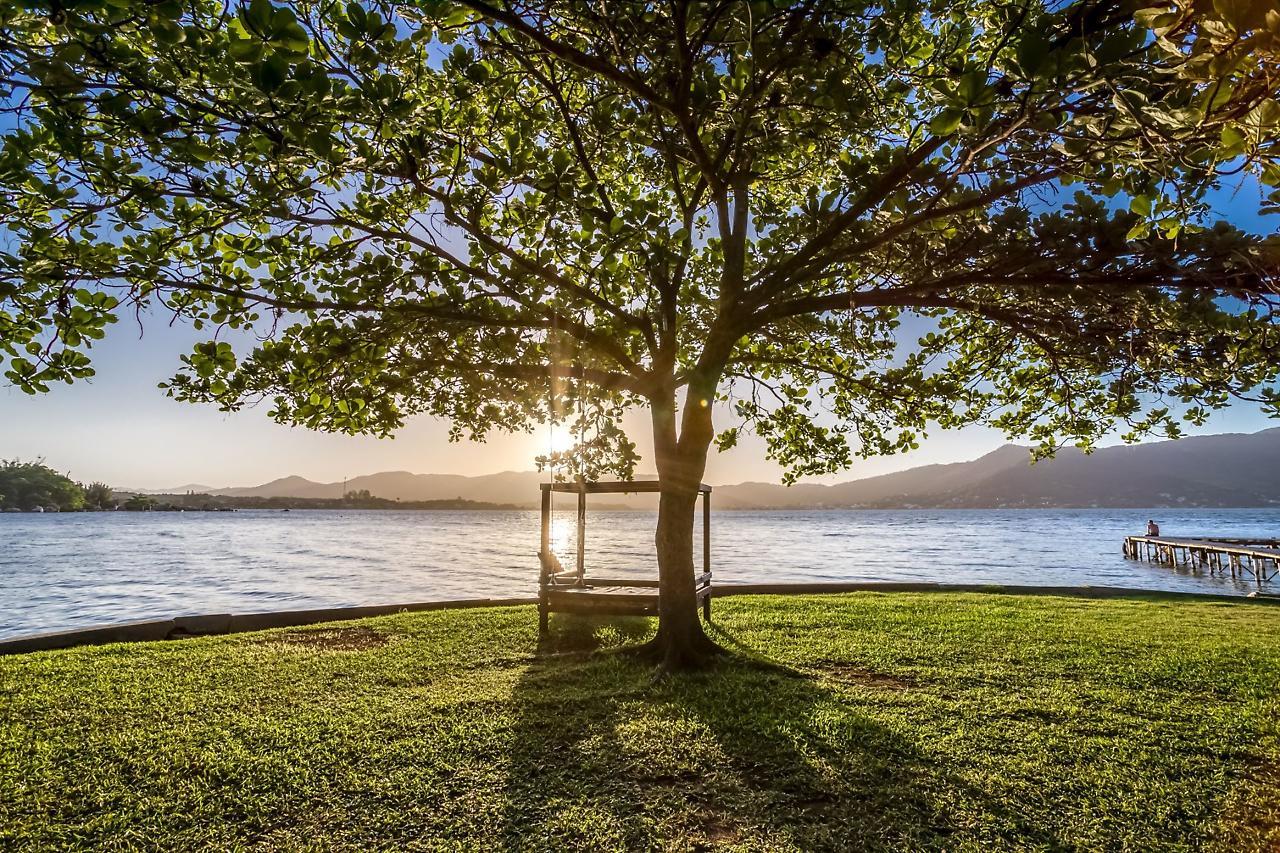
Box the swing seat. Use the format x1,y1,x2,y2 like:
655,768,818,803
536,481,713,631
541,571,713,617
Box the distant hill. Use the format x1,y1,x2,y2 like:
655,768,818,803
145,428,1280,509
223,471,552,502
716,428,1280,508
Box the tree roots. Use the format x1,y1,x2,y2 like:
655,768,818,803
620,625,731,674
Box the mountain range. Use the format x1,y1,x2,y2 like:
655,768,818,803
143,427,1280,509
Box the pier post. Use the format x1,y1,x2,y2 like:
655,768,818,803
575,488,586,586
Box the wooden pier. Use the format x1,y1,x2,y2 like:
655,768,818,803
537,481,713,634
1123,536,1280,586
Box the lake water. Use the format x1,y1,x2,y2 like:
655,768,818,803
2,508,1277,640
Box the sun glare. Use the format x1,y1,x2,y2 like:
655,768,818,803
548,426,576,454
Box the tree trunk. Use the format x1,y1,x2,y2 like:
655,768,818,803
642,384,724,671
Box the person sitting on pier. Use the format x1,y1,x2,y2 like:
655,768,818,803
1147,519,1160,536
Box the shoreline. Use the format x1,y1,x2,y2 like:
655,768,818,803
4,581,1276,656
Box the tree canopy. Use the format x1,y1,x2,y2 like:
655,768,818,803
83,480,114,509
0,460,84,510
2,0,1279,485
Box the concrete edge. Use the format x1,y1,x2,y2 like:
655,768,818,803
2,583,1274,656
711,581,1280,605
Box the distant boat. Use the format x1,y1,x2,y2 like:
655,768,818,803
44,506,60,513
30,506,44,513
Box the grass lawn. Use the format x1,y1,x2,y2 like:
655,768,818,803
2,592,1279,851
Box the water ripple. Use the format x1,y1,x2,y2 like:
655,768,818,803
1,508,1275,639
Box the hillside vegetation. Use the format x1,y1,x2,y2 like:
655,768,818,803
2,593,1278,850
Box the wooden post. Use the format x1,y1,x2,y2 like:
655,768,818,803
575,487,586,586
702,489,712,622
538,485,550,635
539,485,551,557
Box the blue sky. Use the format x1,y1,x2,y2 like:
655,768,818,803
2,176,1277,489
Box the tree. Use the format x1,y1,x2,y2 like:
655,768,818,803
2,0,1279,667
122,494,158,511
0,461,85,510
83,481,115,509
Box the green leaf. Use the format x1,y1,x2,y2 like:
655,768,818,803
1247,98,1280,133
1126,221,1151,241
346,1,366,28
442,7,474,27
929,107,964,136
270,6,298,37
229,31,265,63
246,0,274,32
1016,32,1050,78
253,54,289,92
1219,125,1247,157
1134,6,1180,33
1213,0,1259,31
149,17,187,46
957,70,990,106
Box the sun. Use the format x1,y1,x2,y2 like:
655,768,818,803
547,425,576,454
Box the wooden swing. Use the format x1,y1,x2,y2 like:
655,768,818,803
537,481,713,635
537,311,712,634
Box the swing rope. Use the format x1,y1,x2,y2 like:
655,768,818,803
547,309,559,484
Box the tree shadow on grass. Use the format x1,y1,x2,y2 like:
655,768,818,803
532,612,655,657
499,615,1067,851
